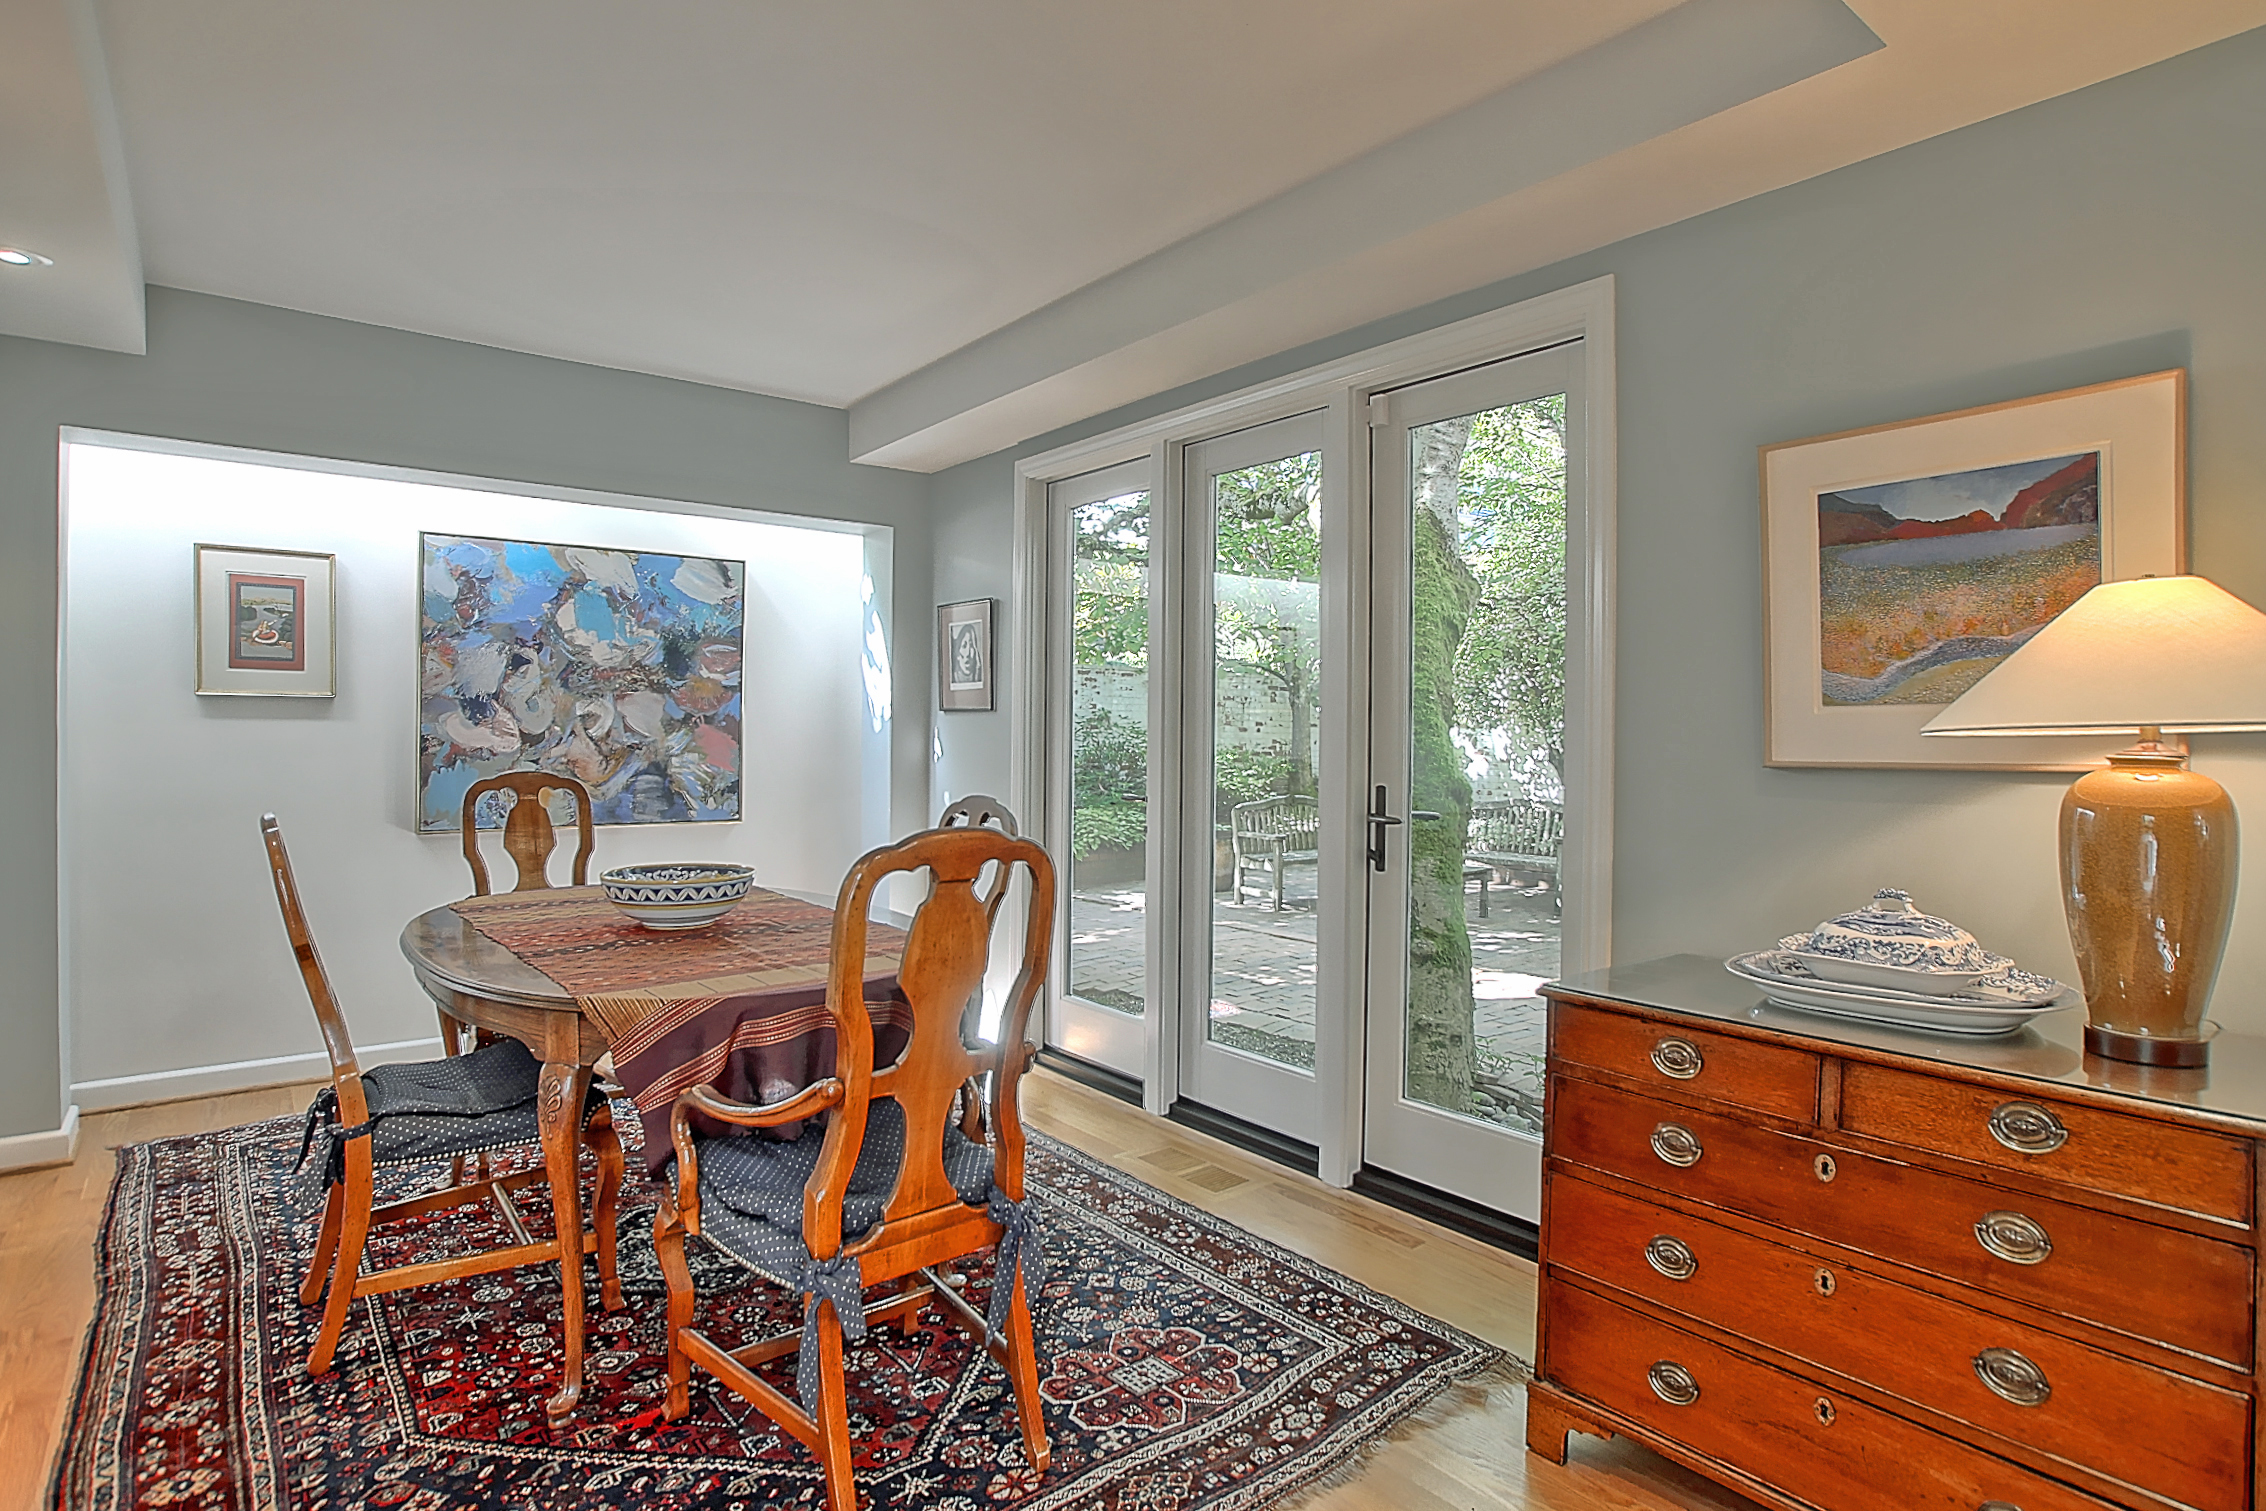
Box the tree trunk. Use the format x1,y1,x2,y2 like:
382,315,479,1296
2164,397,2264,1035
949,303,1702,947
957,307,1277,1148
1404,420,1479,1114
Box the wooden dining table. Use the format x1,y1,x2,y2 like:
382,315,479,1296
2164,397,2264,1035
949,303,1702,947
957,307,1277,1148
399,883,910,1423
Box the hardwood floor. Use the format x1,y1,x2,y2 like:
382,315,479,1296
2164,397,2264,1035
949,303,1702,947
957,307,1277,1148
0,1071,1761,1511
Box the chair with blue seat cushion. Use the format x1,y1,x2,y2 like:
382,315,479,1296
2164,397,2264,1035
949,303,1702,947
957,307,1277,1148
262,814,624,1380
654,822,1057,1511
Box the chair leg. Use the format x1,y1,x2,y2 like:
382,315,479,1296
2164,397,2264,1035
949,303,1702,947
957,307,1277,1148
655,1198,696,1421
1001,1267,1052,1473
300,1182,344,1307
809,1299,860,1511
586,1104,625,1313
308,1191,371,1376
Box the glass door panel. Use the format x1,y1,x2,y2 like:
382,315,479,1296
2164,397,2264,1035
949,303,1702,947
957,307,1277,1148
1364,344,1581,1217
1046,458,1153,1080
1179,412,1326,1143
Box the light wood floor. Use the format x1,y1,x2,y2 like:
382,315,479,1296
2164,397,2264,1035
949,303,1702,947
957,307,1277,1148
0,1071,1761,1511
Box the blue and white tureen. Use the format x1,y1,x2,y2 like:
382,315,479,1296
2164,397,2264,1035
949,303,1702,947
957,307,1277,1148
1784,888,1993,991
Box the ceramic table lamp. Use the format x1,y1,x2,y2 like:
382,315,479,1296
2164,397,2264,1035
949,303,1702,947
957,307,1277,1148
1922,575,2266,1066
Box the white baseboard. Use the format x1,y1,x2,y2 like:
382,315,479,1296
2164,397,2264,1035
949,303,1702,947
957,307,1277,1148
0,1106,80,1172
70,1037,446,1113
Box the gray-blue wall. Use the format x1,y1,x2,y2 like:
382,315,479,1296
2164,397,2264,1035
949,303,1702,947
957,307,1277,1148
930,27,2266,1029
0,288,932,1139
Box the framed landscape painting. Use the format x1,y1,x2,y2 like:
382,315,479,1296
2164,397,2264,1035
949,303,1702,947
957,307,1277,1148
194,543,335,697
419,533,745,830
1762,370,2185,768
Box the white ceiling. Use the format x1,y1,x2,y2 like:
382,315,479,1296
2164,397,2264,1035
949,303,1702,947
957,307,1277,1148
5,0,2264,471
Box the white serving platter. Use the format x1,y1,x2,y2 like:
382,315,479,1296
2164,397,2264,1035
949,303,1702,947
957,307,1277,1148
1725,951,2080,1037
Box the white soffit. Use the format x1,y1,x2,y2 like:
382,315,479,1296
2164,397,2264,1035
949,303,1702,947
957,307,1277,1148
91,0,1678,402
0,0,143,352
851,0,2266,471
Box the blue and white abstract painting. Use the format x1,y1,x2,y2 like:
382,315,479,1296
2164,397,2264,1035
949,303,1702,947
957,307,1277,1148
418,533,744,831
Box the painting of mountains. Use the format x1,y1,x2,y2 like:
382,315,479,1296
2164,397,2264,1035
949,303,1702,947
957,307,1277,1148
1817,451,2100,706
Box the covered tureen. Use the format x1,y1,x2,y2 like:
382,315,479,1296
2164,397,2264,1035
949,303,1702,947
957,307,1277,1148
1779,888,1996,990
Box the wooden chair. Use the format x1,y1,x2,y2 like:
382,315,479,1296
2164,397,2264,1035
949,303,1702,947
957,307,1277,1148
262,815,625,1377
937,793,1018,837
1230,793,1320,910
460,771,596,896
654,825,1056,1511
448,771,599,1069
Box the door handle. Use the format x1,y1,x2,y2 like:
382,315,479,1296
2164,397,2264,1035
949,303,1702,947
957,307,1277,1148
1410,810,1443,822
1367,785,1402,872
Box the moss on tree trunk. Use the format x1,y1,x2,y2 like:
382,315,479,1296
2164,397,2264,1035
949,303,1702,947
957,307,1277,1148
1405,460,1480,1113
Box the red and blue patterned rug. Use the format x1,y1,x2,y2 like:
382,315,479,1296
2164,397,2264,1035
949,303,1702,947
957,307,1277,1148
52,1114,1511,1510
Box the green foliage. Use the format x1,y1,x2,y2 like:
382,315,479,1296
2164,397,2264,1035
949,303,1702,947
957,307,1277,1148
1450,397,1568,778
1213,452,1324,790
1070,707,1148,858
1071,802,1147,858
1213,743,1299,826
1072,491,1151,670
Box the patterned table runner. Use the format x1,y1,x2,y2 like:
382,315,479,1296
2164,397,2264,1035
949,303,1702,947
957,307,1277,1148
450,885,910,1170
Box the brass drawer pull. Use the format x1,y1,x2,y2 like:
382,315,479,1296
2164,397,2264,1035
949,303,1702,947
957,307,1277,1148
1979,1502,2023,1511
1975,1211,2053,1266
1647,1360,1700,1405
1650,1123,1703,1168
1974,1347,2052,1407
1650,1037,1704,1079
1987,1101,2069,1155
1644,1235,1697,1280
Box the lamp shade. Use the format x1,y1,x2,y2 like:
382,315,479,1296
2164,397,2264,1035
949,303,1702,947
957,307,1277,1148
1921,575,2266,737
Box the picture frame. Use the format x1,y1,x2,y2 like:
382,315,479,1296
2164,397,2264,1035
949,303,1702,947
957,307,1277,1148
938,598,994,711
194,543,337,697
1762,369,2185,769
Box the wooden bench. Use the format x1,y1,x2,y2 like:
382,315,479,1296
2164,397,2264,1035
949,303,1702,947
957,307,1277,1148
1468,799,1564,903
1231,794,1319,911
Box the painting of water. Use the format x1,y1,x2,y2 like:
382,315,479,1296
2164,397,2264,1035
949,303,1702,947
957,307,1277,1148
418,533,744,830
1817,452,2099,706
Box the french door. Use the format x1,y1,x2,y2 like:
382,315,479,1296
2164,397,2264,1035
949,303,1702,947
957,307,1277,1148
1173,413,1328,1144
1042,457,1155,1082
1361,342,1589,1219
1026,288,1612,1221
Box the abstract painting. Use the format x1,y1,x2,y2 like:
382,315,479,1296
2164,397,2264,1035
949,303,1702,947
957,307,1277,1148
1818,452,2099,706
194,543,335,697
1762,370,2185,768
419,533,744,831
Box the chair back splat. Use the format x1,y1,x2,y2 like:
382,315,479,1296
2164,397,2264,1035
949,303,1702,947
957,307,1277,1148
460,771,596,896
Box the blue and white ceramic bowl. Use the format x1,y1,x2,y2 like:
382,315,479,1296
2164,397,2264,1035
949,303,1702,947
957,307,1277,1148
600,863,755,930
1784,887,1994,991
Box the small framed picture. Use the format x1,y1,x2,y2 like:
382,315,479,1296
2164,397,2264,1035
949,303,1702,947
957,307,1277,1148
1761,370,2184,769
195,544,336,697
938,598,994,711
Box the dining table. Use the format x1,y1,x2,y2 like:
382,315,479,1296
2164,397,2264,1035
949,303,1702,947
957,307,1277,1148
399,882,914,1423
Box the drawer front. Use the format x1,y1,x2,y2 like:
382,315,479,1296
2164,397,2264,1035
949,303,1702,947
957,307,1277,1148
1548,1171,2252,1511
1840,1062,2254,1224
1552,1001,1820,1121
1543,1282,2123,1511
1552,1074,2256,1365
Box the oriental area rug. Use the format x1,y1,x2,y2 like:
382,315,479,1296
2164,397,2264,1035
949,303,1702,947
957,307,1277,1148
51,1114,1510,1511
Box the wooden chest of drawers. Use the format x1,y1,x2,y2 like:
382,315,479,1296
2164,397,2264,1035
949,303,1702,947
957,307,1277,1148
1528,956,2266,1511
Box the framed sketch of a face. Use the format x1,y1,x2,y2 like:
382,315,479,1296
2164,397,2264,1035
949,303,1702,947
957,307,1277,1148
938,598,993,711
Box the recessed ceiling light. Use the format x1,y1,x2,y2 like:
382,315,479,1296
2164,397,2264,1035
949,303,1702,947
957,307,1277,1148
0,247,54,267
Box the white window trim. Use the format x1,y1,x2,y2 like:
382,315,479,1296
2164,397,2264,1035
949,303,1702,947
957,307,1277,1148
1011,275,1616,1186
